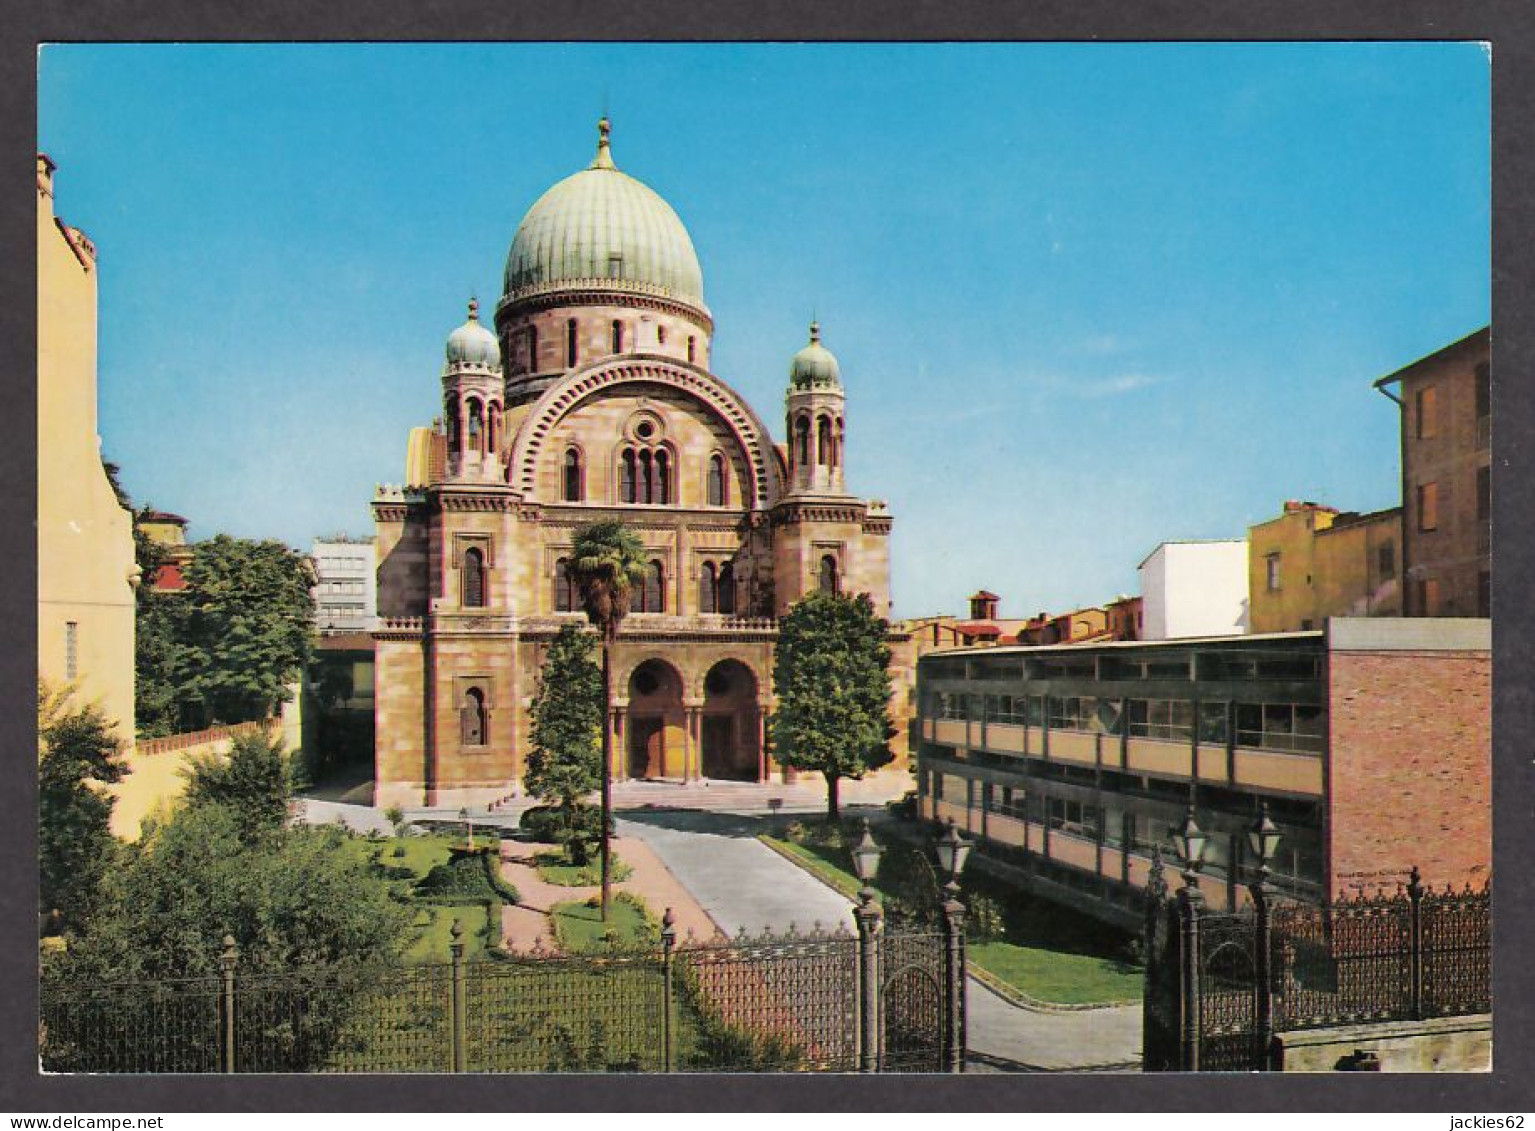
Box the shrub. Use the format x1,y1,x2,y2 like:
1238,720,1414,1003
964,891,1006,943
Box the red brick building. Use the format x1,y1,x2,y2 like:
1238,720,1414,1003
914,617,1490,927
1374,327,1491,617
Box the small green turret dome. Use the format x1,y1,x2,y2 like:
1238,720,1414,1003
445,299,500,369
789,322,841,388
503,118,706,310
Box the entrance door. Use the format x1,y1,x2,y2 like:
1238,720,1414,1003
628,717,664,779
701,716,737,780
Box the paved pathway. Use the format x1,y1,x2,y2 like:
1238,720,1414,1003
619,809,1142,1072
497,835,716,951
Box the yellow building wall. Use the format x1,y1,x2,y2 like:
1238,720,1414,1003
1248,508,1335,634
37,156,136,746
1249,505,1401,633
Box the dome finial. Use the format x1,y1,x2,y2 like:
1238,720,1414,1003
592,115,616,170
467,296,479,321
809,319,821,345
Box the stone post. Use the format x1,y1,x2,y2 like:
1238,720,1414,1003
940,883,968,1073
218,934,238,1073
450,919,467,1072
661,907,677,1072
853,887,883,1073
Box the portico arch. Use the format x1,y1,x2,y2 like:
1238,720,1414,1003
700,659,762,782
626,658,686,780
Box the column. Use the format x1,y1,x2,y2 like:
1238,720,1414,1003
756,706,768,783
610,702,626,781
682,700,703,781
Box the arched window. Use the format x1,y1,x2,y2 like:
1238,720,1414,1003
707,453,726,507
641,559,665,613
554,557,573,612
487,404,501,454
834,417,844,467
461,687,487,747
611,320,623,353
655,449,671,504
620,449,637,503
445,394,460,454
463,547,486,608
526,326,539,372
637,450,654,505
566,318,578,367
700,561,717,614
657,324,668,346
467,399,484,454
563,449,583,502
819,555,839,596
817,416,832,466
718,562,736,615
687,336,696,363
795,416,811,469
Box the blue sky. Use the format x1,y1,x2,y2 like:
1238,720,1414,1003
38,43,1489,620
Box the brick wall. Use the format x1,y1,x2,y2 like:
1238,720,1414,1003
1326,647,1491,898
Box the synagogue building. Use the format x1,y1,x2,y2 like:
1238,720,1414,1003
373,120,897,806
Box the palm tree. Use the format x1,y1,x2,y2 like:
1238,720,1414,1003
568,520,648,920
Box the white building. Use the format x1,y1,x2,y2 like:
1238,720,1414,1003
1138,539,1249,640
311,536,376,634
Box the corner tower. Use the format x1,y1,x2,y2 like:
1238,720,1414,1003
441,299,504,483
784,321,848,496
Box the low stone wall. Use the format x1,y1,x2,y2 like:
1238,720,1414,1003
1275,1013,1491,1072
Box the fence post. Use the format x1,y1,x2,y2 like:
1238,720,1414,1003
1178,886,1203,1072
1408,866,1424,1021
218,934,238,1073
1253,882,1273,1071
661,908,677,1073
853,888,883,1073
1142,848,1169,1070
450,919,467,1072
940,888,967,1073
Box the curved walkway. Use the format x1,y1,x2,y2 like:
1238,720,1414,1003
617,809,1143,1072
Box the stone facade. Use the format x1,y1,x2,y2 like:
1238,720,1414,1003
373,123,900,806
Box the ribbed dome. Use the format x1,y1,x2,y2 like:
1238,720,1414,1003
789,322,841,388
502,118,705,309
445,299,501,369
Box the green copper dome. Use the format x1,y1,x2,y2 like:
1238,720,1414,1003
503,119,705,309
445,299,501,369
789,322,841,388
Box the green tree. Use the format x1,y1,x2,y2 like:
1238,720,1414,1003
41,804,414,1071
37,683,128,933
182,728,291,842
771,591,895,820
567,520,647,919
174,535,317,728
525,624,603,858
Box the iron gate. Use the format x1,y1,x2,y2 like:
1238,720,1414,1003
880,930,946,1071
1196,911,1261,1072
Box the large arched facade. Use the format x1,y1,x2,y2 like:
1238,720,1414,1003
370,119,900,808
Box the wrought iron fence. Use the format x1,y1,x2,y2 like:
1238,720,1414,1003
40,916,961,1074
1142,866,1491,1072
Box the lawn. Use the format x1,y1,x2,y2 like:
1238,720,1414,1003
550,897,658,952
337,834,513,962
759,823,1143,1006
534,851,634,887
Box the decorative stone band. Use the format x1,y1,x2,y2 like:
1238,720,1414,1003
518,613,780,638
772,501,869,526
508,359,780,510
496,277,713,332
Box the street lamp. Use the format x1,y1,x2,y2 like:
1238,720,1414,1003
849,819,883,1074
935,818,971,899
1176,806,1206,892
1247,802,1281,892
851,819,883,903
